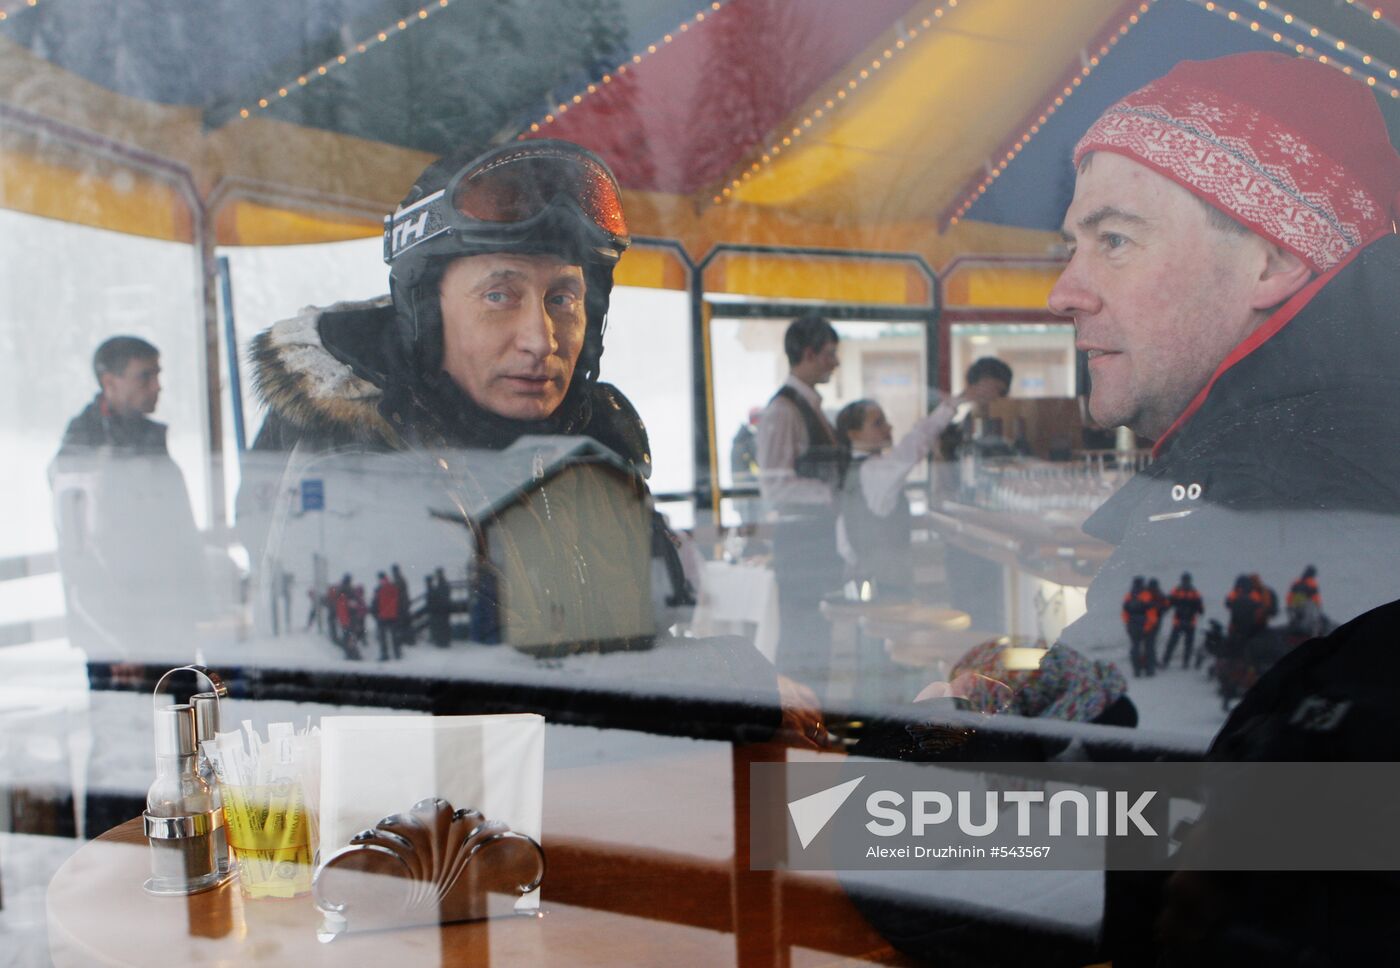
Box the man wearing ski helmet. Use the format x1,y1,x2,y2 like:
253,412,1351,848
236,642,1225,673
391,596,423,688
241,140,677,649
250,140,645,460
240,140,826,745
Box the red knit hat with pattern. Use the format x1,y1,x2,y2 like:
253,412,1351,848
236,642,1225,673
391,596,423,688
1074,52,1400,272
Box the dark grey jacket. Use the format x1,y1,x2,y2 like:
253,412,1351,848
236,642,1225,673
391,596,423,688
1063,234,1400,658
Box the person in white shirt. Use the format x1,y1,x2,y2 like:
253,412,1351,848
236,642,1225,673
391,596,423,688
755,315,842,693
756,316,841,512
834,358,1012,600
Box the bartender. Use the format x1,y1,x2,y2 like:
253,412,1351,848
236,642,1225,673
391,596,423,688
835,358,1012,600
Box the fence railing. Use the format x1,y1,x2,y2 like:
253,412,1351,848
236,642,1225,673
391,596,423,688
0,549,65,647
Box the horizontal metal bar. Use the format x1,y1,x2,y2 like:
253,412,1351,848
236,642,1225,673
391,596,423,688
0,551,59,582
707,302,934,322
0,616,67,649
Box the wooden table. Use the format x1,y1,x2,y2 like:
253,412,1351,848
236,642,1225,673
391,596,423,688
47,744,913,967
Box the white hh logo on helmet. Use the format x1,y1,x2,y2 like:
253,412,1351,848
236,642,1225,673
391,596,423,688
392,211,430,252
385,189,447,259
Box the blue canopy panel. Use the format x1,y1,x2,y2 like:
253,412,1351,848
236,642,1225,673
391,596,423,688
964,0,1289,233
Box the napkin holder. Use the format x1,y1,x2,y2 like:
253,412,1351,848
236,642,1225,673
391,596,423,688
313,797,545,937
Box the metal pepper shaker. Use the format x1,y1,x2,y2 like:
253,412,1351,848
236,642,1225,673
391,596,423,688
190,692,232,877
142,704,224,896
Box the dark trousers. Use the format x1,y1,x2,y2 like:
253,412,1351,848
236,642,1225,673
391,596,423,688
1127,625,1152,677
376,618,400,659
773,511,841,698
1142,627,1159,676
339,622,361,660
1162,623,1196,667
430,614,451,648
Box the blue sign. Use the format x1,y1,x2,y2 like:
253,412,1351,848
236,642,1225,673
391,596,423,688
301,478,324,512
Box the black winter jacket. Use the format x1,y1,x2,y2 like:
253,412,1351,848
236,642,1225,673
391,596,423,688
1100,235,1400,967
59,396,169,456
1063,234,1400,658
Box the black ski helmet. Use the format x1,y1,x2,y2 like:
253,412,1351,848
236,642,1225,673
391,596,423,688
383,140,630,380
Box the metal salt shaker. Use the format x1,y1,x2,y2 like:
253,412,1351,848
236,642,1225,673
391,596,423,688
142,704,224,896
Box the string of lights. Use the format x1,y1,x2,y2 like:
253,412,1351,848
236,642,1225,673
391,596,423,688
520,2,728,138
236,0,456,120
711,0,961,205
946,1,1157,227
1342,0,1400,32
1185,0,1400,97
0,0,43,24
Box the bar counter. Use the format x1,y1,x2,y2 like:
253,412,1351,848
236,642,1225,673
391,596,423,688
923,502,1113,638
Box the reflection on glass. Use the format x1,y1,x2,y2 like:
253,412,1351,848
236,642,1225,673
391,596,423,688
709,315,929,518
12,4,1400,963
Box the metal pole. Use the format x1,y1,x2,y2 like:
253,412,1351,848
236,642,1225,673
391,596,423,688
197,204,227,531
217,256,247,454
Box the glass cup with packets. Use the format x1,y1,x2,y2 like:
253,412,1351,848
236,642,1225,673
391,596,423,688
205,721,320,899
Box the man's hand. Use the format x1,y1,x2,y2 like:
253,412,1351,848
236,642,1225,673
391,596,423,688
776,674,837,750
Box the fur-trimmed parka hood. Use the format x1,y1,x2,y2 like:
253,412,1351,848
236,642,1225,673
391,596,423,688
250,297,402,452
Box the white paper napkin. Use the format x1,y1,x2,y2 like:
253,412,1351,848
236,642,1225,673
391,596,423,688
318,713,545,909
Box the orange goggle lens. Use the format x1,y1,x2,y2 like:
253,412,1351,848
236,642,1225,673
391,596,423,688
450,147,627,239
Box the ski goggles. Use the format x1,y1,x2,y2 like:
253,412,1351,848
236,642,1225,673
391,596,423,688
384,140,629,270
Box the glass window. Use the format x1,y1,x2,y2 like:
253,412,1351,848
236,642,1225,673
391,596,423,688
710,313,929,512
949,321,1076,398
220,238,387,443
0,212,207,546
598,284,694,524
9,5,1396,962
218,237,387,522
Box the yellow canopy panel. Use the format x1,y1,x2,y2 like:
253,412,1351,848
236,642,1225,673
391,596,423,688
214,197,381,247
706,250,931,305
943,262,1064,308
614,244,690,290
731,0,1123,224
0,137,193,243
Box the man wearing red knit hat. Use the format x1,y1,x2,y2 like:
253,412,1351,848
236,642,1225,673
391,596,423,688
1047,51,1400,659
1047,53,1400,965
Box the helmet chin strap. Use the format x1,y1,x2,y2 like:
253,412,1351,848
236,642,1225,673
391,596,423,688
579,262,612,383
388,272,446,376
411,284,444,374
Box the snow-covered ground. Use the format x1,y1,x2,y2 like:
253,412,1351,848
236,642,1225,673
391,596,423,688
4,623,1231,815
1114,654,1230,738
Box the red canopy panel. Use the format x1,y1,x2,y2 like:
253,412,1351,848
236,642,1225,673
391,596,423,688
525,0,919,194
